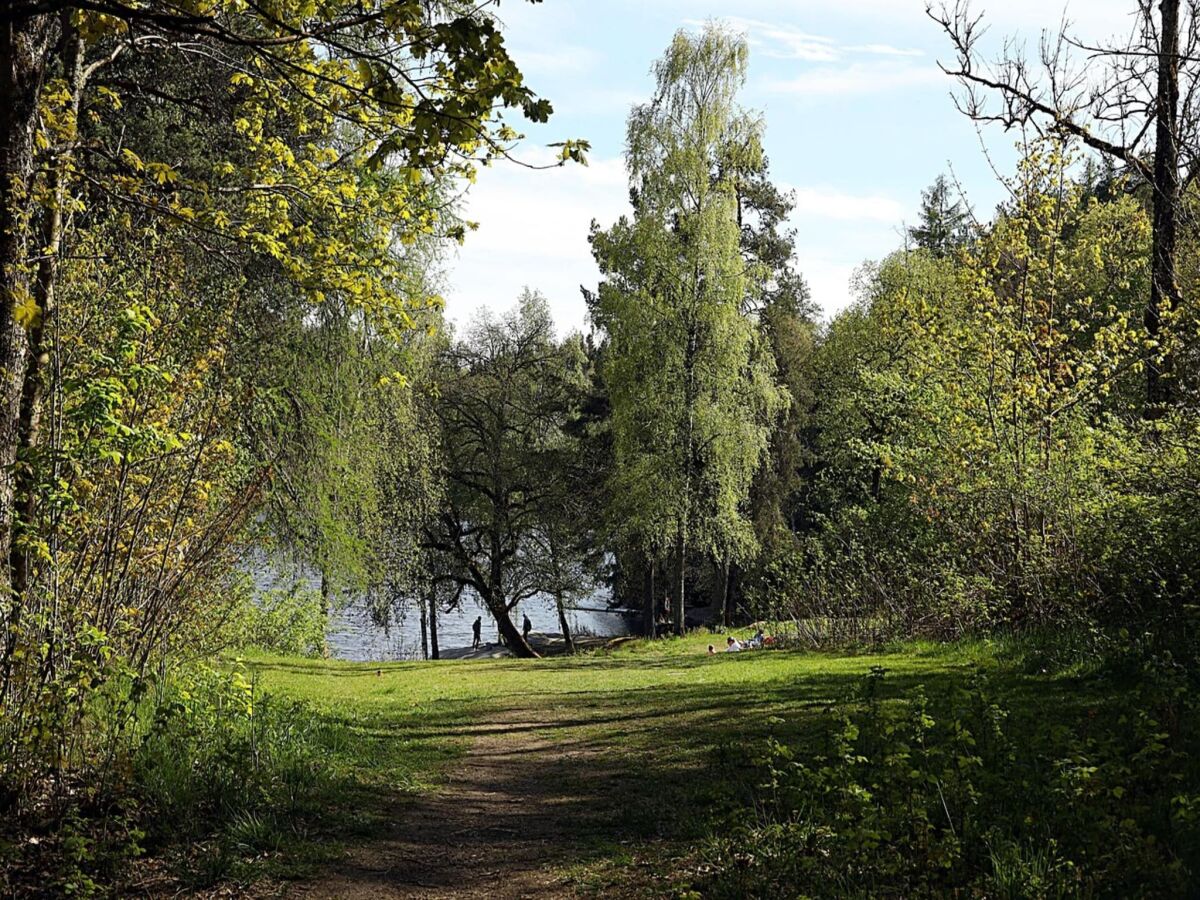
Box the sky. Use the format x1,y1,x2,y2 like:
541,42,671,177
443,0,1140,334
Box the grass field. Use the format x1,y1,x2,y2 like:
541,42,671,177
241,632,1121,896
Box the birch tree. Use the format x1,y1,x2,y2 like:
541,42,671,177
589,25,785,635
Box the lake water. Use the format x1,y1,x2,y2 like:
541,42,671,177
250,551,633,661
327,595,636,661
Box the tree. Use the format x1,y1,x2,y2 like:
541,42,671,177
733,154,815,319
364,316,446,657
728,154,817,624
931,0,1195,411
530,334,606,651
425,291,584,658
0,0,582,803
0,0,581,632
909,175,970,256
589,25,786,636
256,302,394,617
806,143,1150,632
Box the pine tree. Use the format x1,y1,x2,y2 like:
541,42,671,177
909,175,969,257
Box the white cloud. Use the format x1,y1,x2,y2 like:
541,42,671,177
785,191,908,316
446,152,630,335
679,15,934,101
699,15,923,62
788,185,905,223
794,255,861,317
554,86,650,118
847,43,924,57
717,16,841,61
766,59,944,97
508,45,601,76
447,156,909,331
447,154,912,331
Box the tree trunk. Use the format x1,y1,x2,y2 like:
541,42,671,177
428,596,439,660
0,15,56,690
485,594,539,657
483,518,537,656
676,320,697,639
713,557,730,627
642,554,656,638
418,594,429,660
319,572,331,619
317,573,333,657
11,23,85,600
548,537,573,650
1147,0,1181,413
672,530,686,636
555,590,573,651
725,563,738,627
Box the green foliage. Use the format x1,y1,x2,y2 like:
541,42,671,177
1,0,581,883
908,174,970,257
2,0,586,824
7,7,1200,896
763,140,1179,636
133,665,331,853
2,661,345,894
424,291,598,651
706,660,1199,897
222,581,328,658
230,632,1200,897
590,24,786,623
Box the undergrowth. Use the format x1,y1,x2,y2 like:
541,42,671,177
3,664,346,897
701,640,1200,898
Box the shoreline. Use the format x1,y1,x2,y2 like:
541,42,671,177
438,632,620,660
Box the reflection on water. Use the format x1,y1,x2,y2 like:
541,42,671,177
327,595,635,661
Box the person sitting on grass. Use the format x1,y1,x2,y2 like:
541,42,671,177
748,628,765,649
725,636,744,652
707,644,716,655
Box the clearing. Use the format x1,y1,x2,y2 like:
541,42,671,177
246,634,1071,898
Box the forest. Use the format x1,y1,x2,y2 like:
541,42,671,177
2,0,1200,896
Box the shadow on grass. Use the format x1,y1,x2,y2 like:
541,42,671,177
251,648,1113,897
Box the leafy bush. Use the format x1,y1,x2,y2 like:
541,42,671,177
4,663,341,895
136,666,319,821
220,580,328,657
705,662,1199,898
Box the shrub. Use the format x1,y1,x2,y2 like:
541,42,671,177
3,662,340,895
705,662,1198,897
219,579,328,657
133,665,333,856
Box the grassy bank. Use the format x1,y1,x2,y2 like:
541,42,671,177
240,630,1199,896
11,633,1191,896
248,634,1011,827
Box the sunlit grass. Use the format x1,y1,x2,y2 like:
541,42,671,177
240,633,1108,891
245,636,1076,806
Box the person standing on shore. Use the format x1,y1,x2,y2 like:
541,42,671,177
523,614,533,643
472,616,482,649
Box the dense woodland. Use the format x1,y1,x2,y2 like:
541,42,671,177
3,0,1200,895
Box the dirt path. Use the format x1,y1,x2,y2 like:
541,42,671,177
292,707,616,899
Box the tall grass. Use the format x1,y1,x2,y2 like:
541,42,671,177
4,663,346,896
